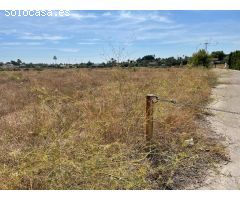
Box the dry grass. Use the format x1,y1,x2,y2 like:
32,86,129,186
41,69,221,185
0,67,227,189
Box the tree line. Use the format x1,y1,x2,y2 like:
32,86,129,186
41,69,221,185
1,49,240,70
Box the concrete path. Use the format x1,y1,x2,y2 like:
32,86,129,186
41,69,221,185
201,69,240,189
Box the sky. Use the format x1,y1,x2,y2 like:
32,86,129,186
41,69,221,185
0,10,240,64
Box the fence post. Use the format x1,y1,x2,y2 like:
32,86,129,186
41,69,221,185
146,94,157,144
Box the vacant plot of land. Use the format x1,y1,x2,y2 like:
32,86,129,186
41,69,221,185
0,68,227,189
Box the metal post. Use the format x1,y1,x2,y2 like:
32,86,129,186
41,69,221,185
146,94,157,143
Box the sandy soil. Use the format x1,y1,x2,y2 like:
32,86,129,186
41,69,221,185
201,69,240,189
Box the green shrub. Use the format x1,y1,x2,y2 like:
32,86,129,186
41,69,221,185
228,51,240,70
190,49,211,67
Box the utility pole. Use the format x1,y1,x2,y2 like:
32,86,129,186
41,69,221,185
204,42,209,52
203,40,218,52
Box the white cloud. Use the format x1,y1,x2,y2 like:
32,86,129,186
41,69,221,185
102,12,112,16
26,42,43,46
20,33,68,41
0,29,17,35
58,48,79,53
0,42,21,46
135,29,186,41
69,12,97,20
149,15,172,23
77,38,102,45
0,41,44,46
77,42,97,45
118,11,144,21
117,11,172,23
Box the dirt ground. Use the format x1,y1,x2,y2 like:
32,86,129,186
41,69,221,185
201,69,240,189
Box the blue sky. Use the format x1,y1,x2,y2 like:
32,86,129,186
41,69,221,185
0,10,240,63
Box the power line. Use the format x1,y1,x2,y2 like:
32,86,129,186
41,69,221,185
198,39,219,52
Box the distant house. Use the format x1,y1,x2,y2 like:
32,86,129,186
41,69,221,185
20,64,26,68
2,63,15,69
148,61,158,67
0,62,22,70
59,64,66,68
92,63,105,68
6,63,14,67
